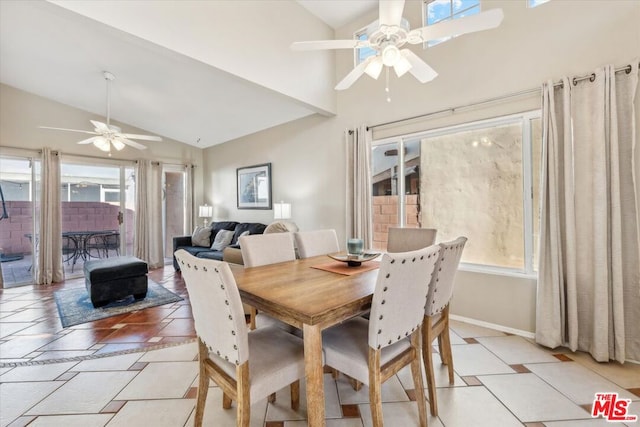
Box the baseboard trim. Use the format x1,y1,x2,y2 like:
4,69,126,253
450,314,535,339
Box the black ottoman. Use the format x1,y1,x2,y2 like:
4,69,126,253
84,256,148,308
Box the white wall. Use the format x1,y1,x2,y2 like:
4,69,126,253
203,0,640,334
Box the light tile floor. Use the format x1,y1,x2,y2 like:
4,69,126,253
2,320,639,427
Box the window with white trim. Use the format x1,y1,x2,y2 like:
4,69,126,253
528,0,550,8
423,0,481,47
371,111,542,276
354,27,377,65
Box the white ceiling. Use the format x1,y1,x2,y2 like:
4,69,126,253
298,0,377,29
0,1,372,149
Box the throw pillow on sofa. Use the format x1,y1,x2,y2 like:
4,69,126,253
191,226,212,247
211,229,234,251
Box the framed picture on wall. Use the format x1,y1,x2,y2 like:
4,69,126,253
237,163,272,209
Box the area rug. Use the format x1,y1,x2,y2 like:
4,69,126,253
54,280,183,328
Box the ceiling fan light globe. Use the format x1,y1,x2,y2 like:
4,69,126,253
393,55,412,77
93,137,110,152
381,45,400,67
364,58,384,79
112,139,126,151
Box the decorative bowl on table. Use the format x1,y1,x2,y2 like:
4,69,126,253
328,253,379,267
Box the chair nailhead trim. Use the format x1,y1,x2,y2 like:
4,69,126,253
383,286,388,292
390,259,395,264
378,329,382,334
385,273,390,279
231,330,236,335
412,257,416,262
203,266,207,271
381,300,386,305
402,259,406,264
379,315,383,320
194,265,198,270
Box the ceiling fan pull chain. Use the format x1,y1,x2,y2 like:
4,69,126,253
385,67,391,103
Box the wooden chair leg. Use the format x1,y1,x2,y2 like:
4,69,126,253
237,363,250,427
196,339,211,426
441,307,455,384
422,317,438,416
368,348,384,427
222,393,232,409
349,376,363,392
249,307,257,330
410,331,428,427
331,368,339,380
437,334,446,364
290,380,300,410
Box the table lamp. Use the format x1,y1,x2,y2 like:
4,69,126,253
199,204,213,227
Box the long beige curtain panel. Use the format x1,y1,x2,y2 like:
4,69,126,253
37,148,63,285
536,60,640,363
134,160,164,269
345,125,373,249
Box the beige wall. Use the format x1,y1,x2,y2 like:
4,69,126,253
203,0,640,334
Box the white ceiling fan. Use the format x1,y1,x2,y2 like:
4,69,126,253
291,0,504,91
39,71,162,154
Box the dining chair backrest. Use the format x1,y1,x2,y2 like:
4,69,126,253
425,237,467,317
294,229,340,258
368,244,441,351
174,250,249,366
240,232,296,267
386,227,437,253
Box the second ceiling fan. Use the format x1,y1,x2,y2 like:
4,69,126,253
40,71,162,154
292,0,504,90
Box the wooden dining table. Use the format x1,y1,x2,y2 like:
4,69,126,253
230,255,380,427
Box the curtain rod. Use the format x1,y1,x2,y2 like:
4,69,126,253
368,61,639,131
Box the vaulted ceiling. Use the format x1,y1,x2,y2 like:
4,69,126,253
0,1,376,148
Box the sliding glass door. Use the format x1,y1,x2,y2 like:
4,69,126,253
0,156,38,287
60,160,135,278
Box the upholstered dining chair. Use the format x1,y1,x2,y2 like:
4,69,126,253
422,236,467,417
294,229,340,259
239,232,297,331
386,227,437,253
322,245,441,427
174,250,305,427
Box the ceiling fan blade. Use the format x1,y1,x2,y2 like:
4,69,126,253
90,120,110,133
39,126,98,136
108,124,121,133
335,57,373,90
379,0,405,27
400,50,438,83
118,138,148,150
291,39,367,51
407,8,504,44
76,136,101,145
119,133,163,141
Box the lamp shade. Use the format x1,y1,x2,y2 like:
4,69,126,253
274,201,291,219
198,204,213,218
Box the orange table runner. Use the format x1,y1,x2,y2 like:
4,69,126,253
311,261,380,276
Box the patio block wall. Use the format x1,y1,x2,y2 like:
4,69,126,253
0,201,133,255
372,195,419,251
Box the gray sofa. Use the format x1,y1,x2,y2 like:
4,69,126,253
172,221,266,270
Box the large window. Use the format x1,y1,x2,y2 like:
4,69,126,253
423,0,481,47
372,111,541,275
